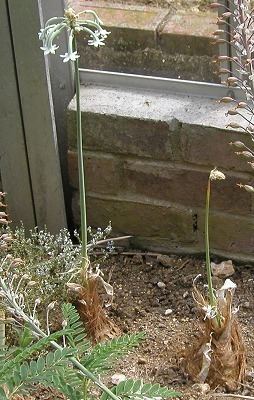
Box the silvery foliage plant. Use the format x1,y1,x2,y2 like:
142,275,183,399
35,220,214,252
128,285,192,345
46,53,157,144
212,0,254,193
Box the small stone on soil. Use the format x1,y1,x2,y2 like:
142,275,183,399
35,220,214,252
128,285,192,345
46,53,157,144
157,254,174,267
165,308,173,315
111,373,127,385
157,281,166,288
211,260,235,279
192,383,210,394
138,357,147,364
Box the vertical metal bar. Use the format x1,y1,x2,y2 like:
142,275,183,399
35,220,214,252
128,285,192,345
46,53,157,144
7,0,67,232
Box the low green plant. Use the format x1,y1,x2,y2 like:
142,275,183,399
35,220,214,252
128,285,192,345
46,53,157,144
0,266,181,399
0,223,114,314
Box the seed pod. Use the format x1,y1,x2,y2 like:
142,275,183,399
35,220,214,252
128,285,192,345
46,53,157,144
238,184,254,193
218,56,230,60
237,102,248,108
227,77,238,83
222,12,232,18
0,219,9,225
47,301,57,311
226,122,242,129
229,141,245,149
219,97,234,103
214,29,225,35
217,19,226,25
27,281,36,287
227,109,238,115
210,2,222,7
215,38,227,43
236,151,254,158
218,68,231,75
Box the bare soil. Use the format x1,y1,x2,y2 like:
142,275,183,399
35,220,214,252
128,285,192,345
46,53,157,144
18,252,254,399
103,253,254,400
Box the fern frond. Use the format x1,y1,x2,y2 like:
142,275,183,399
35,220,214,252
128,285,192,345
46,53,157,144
0,329,68,382
100,379,182,400
62,303,91,354
5,348,81,399
83,332,145,375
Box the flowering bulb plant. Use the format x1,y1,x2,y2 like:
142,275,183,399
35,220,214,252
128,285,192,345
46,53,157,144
212,0,254,192
39,7,120,342
185,167,246,389
39,7,110,277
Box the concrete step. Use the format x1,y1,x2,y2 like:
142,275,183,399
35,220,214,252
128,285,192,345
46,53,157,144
72,0,219,82
67,84,254,261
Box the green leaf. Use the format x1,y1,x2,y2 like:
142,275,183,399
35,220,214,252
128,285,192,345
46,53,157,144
0,329,68,380
83,332,144,375
20,362,29,380
61,303,90,352
46,351,54,366
101,379,182,400
36,356,45,373
0,387,8,400
18,326,34,348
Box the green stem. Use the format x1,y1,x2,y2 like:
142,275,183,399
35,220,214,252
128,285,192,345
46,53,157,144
0,308,5,347
205,178,221,327
52,341,120,400
205,178,215,308
25,318,119,400
73,37,88,278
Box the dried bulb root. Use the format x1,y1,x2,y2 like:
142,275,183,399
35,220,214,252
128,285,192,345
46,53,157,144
67,276,121,343
185,287,246,390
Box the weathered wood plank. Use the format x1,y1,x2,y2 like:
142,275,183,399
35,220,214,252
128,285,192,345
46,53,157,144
7,0,67,232
39,0,74,225
0,0,35,227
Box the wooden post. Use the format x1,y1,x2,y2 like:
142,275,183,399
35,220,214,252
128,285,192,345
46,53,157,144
39,0,74,226
6,0,67,232
0,0,35,228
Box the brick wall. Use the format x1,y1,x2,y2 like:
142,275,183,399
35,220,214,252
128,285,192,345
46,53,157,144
67,86,254,262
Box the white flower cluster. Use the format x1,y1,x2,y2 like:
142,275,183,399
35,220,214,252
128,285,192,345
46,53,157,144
38,8,110,62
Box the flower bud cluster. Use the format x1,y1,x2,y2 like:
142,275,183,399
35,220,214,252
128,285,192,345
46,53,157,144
39,7,110,63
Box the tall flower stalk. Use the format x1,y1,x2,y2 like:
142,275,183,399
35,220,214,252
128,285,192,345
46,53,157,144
39,8,110,278
205,168,226,326
73,36,88,276
39,8,120,342
186,168,246,389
